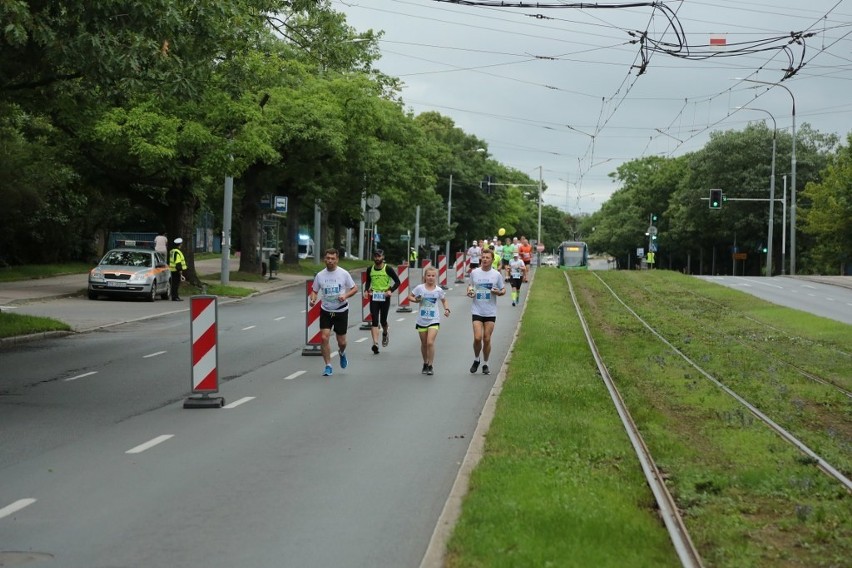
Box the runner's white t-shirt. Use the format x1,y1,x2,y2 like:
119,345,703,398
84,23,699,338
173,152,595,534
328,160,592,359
411,284,446,326
312,268,355,313
469,267,504,317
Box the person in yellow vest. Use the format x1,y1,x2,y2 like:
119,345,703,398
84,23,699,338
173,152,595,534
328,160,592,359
646,250,655,269
169,237,187,301
364,249,401,354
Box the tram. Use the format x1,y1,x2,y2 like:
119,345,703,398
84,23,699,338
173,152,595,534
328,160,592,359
558,241,589,269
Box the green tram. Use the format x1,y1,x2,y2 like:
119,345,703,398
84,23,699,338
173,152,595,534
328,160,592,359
558,241,589,269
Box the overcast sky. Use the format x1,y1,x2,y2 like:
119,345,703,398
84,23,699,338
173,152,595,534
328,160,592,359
332,0,852,215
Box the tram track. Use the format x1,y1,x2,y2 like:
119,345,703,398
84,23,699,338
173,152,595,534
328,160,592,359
563,269,852,566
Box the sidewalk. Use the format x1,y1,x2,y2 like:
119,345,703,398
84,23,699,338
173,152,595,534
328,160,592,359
0,258,307,306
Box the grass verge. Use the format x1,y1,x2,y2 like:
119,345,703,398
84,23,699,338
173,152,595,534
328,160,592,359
0,312,71,338
447,269,851,567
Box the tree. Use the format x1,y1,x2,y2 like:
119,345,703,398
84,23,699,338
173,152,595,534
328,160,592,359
800,133,852,274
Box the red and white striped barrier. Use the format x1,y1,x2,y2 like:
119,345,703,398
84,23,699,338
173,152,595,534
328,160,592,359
454,252,465,283
438,254,448,289
302,280,322,356
184,295,224,408
359,271,372,330
396,263,412,313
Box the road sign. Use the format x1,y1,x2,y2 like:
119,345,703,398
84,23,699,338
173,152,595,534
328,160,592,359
536,244,545,252
366,194,381,208
400,234,410,240
637,247,645,258
274,195,287,213
366,209,380,223
647,225,658,236
649,242,658,252
733,252,747,260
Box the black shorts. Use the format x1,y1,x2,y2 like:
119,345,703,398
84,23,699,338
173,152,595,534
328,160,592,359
319,308,349,335
509,277,523,289
500,258,509,267
469,262,480,270
472,314,496,323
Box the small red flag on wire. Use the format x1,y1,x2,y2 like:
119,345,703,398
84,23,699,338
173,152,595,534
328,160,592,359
710,35,727,47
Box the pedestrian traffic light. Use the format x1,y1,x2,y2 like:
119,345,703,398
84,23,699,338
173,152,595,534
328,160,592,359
709,189,722,209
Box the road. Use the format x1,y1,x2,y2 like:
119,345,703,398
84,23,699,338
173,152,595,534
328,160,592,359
0,279,523,567
696,275,852,325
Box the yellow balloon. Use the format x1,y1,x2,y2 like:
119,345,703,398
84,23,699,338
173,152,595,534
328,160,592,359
498,228,506,236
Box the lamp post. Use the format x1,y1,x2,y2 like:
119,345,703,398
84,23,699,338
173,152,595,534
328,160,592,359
740,78,796,274
737,106,777,277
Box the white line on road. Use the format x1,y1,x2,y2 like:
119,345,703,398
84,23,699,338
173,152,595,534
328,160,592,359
126,435,174,454
284,370,306,380
143,351,167,358
802,284,817,289
0,498,36,520
242,325,256,331
743,278,783,289
825,297,835,302
396,317,405,322
274,316,287,321
64,371,97,382
224,397,255,409
355,337,368,343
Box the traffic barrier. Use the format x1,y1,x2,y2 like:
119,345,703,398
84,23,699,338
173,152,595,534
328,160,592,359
359,271,372,330
438,254,448,289
184,295,225,408
302,280,322,356
396,263,412,313
454,252,465,283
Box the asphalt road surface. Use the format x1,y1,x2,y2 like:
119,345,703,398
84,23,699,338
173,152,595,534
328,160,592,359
696,276,852,325
0,278,523,567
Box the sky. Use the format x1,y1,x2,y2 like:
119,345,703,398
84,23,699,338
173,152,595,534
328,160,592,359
332,0,852,215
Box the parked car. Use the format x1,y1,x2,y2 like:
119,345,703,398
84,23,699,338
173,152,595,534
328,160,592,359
88,248,171,301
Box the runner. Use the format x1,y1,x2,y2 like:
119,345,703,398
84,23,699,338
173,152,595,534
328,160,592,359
466,248,505,375
506,250,528,307
308,248,359,376
500,237,514,270
363,249,401,354
466,240,482,275
408,266,451,375
518,236,532,266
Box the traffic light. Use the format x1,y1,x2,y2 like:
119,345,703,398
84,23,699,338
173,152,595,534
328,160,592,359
709,189,722,209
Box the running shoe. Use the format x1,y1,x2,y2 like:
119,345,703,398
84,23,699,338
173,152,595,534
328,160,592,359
482,364,490,375
372,344,379,355
339,351,348,369
323,365,333,376
512,301,516,307
426,365,434,376
382,331,389,347
422,363,429,374
469,360,480,374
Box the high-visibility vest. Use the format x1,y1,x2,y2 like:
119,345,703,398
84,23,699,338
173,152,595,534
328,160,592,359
169,248,187,271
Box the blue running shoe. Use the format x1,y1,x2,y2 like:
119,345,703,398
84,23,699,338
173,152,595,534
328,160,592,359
339,351,348,369
323,365,333,376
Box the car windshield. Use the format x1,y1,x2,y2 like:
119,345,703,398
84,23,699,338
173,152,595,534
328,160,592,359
102,251,152,268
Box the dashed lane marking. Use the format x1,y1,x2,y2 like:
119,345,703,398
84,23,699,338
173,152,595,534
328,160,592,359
224,397,255,409
0,498,36,520
64,371,97,382
126,435,174,454
143,351,167,358
284,371,306,380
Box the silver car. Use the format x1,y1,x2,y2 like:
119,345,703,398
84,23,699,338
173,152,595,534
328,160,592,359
88,248,171,301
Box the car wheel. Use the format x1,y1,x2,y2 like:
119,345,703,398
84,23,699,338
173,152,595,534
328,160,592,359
160,279,171,300
147,284,156,302
88,290,98,300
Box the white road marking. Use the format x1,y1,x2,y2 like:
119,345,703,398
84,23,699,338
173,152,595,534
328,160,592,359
802,284,816,289
825,297,835,302
126,434,174,454
284,370,306,381
355,337,368,343
301,309,306,314
274,316,287,321
396,317,405,322
241,325,256,331
223,397,255,409
0,498,36,520
743,278,783,289
64,371,97,382
143,351,167,358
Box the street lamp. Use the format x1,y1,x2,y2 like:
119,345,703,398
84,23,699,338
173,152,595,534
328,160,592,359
737,106,777,277
446,148,485,268
739,78,796,274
